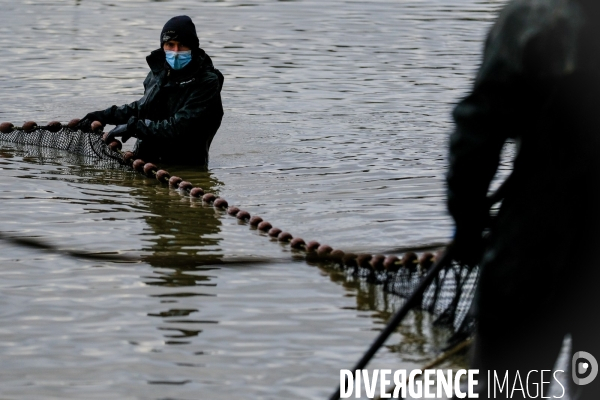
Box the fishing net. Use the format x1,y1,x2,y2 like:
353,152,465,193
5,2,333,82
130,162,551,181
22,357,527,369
0,121,127,165
316,252,479,339
0,120,479,340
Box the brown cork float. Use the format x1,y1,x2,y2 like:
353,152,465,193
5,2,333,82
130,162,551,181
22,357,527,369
0,122,14,133
67,119,80,129
419,252,435,272
91,121,103,133
357,254,372,269
330,249,345,263
132,159,146,172
22,121,38,132
268,227,282,238
190,187,204,197
306,241,320,252
236,210,251,221
384,255,401,272
317,244,333,259
168,176,183,188
343,253,358,268
202,192,216,203
290,237,306,249
123,151,135,164
257,221,273,232
370,255,386,272
213,198,228,209
227,207,240,216
277,232,293,243
178,181,193,192
46,121,63,132
249,216,263,226
143,163,158,177
155,170,171,183
402,252,419,272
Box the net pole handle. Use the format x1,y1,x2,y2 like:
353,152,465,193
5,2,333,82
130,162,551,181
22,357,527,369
487,174,512,207
328,247,454,400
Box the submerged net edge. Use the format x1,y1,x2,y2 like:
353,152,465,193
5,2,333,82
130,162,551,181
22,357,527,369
331,260,479,337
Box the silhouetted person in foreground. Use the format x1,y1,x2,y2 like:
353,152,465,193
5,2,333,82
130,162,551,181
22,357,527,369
447,1,600,398
78,16,224,167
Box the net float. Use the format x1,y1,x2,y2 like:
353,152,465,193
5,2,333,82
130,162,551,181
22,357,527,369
227,206,240,216
290,237,306,249
306,241,320,252
278,232,293,242
202,192,216,202
213,198,228,209
357,254,373,269
268,227,282,237
249,216,263,226
108,140,122,151
22,121,38,132
143,163,158,177
317,244,333,258
236,210,251,220
91,120,103,133
343,253,358,268
330,249,345,262
169,176,182,187
257,221,272,232
0,122,14,133
67,118,81,129
190,187,204,197
122,151,135,163
383,255,401,272
46,121,62,132
419,252,435,271
402,252,419,271
370,254,385,271
179,181,193,191
132,159,146,172
155,169,170,183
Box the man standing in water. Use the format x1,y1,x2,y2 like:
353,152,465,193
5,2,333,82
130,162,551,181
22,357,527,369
447,0,600,398
78,15,224,166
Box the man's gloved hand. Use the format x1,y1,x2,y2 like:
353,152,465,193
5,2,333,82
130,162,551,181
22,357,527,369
450,228,485,267
75,112,105,132
104,124,133,144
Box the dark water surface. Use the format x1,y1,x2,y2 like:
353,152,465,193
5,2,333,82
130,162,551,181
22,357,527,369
0,1,509,399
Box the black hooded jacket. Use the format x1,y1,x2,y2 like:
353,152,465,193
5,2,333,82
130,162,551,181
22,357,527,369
94,48,224,166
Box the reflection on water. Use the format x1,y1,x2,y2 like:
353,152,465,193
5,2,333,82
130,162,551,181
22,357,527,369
315,261,462,365
0,0,509,398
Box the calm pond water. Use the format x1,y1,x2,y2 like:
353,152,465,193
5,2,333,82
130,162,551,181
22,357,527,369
0,1,510,399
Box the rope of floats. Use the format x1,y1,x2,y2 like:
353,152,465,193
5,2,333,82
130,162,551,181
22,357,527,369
0,119,444,275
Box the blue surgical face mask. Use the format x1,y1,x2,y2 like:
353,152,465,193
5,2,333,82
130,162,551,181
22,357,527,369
165,50,192,70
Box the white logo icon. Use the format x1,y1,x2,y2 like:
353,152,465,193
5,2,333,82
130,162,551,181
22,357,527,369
572,351,598,385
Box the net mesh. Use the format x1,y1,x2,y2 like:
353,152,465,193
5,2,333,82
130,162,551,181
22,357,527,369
323,258,478,338
0,125,126,165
